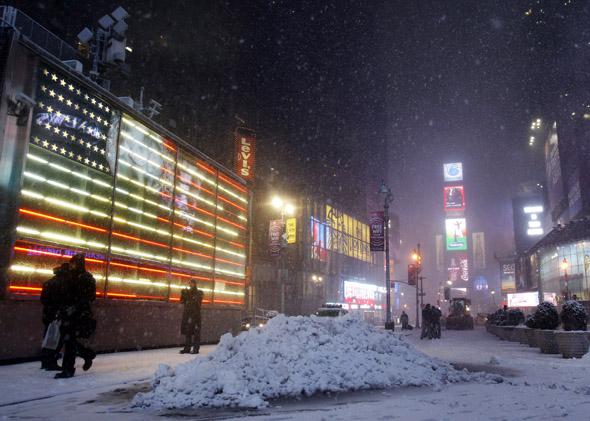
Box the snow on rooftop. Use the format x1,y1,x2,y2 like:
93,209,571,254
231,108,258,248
133,315,497,409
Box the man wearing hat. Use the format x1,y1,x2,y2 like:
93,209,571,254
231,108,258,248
55,253,97,378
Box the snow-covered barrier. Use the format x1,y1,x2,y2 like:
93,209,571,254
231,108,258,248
133,315,496,409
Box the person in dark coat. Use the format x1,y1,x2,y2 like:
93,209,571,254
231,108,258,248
400,311,412,330
40,263,68,370
420,304,432,339
55,254,97,379
180,279,204,354
430,306,442,339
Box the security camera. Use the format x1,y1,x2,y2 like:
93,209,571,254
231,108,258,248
14,92,36,108
7,92,35,126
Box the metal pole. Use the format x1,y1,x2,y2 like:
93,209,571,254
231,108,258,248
415,278,420,328
420,276,424,309
384,200,392,329
280,208,285,314
563,269,570,301
415,243,422,329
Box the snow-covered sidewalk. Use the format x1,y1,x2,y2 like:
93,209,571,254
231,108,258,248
1,327,590,420
0,346,215,419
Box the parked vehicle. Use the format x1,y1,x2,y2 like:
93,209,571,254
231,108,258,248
315,304,348,317
240,316,269,331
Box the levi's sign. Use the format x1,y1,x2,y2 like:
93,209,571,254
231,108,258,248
235,127,256,181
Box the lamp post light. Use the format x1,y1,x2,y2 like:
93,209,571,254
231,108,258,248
379,181,394,330
411,244,423,329
561,258,569,301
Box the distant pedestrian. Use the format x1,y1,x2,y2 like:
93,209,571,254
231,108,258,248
400,311,412,330
430,306,442,339
180,280,204,354
55,254,97,379
420,304,432,339
40,263,67,371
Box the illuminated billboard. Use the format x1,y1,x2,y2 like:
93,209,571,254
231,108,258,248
512,196,545,253
445,218,467,251
325,205,371,263
443,186,465,211
507,291,556,307
310,217,327,262
507,292,539,308
8,63,249,307
501,263,516,293
447,254,468,282
343,280,385,306
443,162,463,182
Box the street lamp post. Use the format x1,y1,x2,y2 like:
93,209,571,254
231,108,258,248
411,244,423,328
379,181,394,331
271,196,295,314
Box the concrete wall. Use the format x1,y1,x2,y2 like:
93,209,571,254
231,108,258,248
0,299,241,362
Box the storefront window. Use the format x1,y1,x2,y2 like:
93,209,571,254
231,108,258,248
539,241,590,301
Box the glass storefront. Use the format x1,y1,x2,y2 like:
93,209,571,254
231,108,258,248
538,240,590,302
7,62,249,307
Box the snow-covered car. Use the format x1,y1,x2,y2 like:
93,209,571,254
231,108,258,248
314,304,348,317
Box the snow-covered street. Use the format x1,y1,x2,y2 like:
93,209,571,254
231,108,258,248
1,326,589,420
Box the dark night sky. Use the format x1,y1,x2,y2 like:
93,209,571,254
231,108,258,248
13,1,590,294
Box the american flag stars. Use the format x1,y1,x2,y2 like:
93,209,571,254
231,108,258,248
33,66,115,175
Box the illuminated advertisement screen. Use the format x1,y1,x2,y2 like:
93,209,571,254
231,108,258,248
507,292,539,308
501,263,516,293
443,162,463,182
325,205,371,263
447,254,468,282
459,255,469,281
8,63,248,306
445,218,467,251
343,280,385,306
310,217,327,262
443,186,465,211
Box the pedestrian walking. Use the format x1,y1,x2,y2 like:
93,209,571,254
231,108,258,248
55,254,97,379
40,263,67,371
180,279,204,354
420,304,432,339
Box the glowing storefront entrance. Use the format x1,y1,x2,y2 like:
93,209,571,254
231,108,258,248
342,280,385,322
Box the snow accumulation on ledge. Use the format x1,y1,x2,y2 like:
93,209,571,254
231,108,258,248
133,315,501,409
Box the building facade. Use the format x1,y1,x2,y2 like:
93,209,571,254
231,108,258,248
252,198,385,323
0,20,250,360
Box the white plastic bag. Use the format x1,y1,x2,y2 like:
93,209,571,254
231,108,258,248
42,320,61,350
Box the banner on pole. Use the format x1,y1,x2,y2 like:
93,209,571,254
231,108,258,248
369,211,384,251
435,234,444,271
269,219,284,257
472,232,486,269
286,217,297,244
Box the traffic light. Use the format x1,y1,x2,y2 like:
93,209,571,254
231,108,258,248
444,287,451,300
408,263,417,286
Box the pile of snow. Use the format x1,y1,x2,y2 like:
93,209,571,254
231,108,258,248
133,315,497,409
